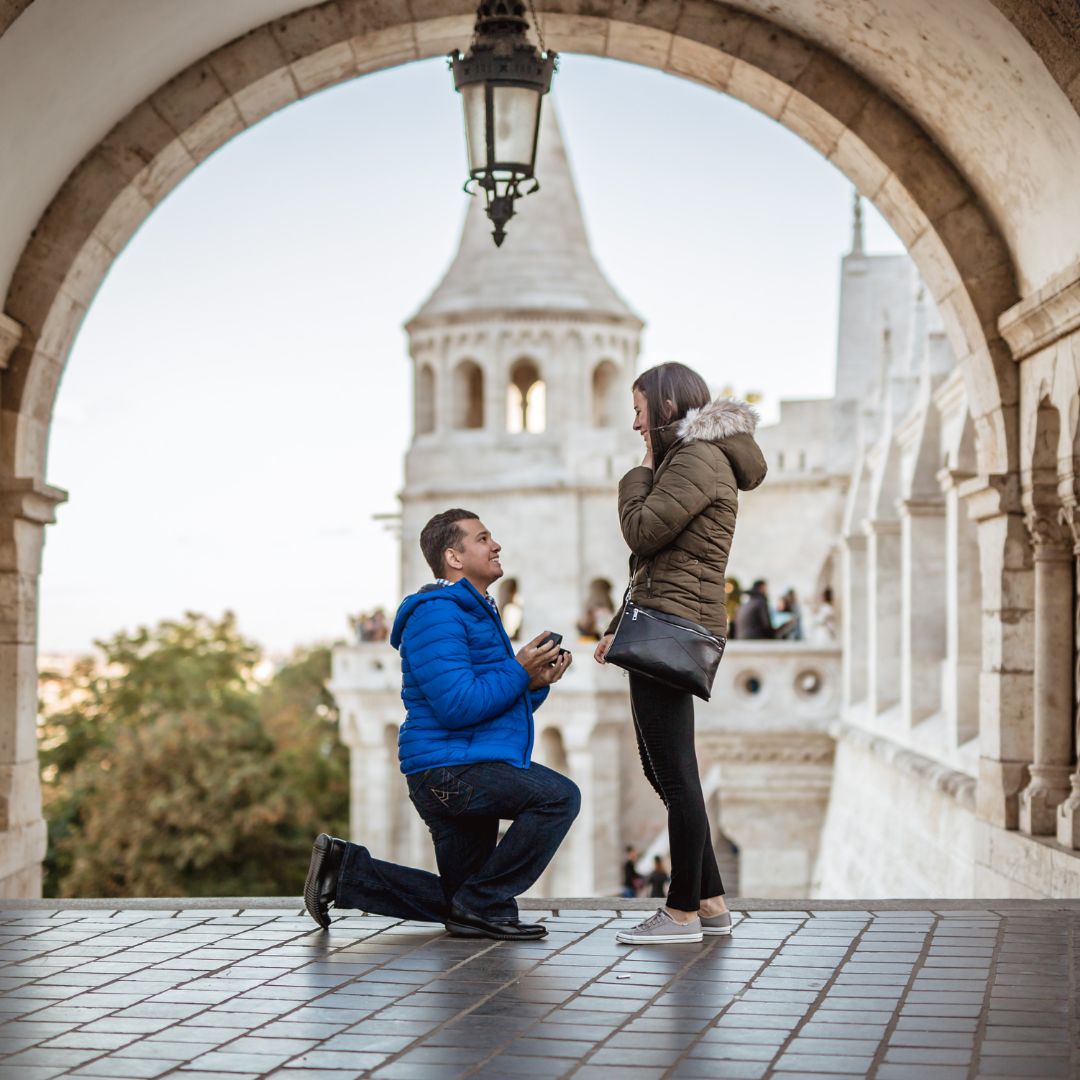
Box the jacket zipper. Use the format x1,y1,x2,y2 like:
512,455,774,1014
467,578,533,768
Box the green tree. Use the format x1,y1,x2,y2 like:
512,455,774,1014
39,613,348,898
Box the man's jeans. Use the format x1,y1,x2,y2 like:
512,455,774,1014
336,761,580,923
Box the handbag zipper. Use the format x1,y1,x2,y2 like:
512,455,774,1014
630,605,722,645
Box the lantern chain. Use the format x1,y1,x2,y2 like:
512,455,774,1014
526,0,546,54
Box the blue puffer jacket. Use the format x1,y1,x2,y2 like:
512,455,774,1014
391,578,549,774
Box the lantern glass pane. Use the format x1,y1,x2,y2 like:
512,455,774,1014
492,85,540,169
461,83,487,173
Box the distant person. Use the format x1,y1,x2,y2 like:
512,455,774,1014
736,580,774,640
595,363,766,944
775,589,803,640
725,578,742,639
577,580,615,642
648,856,670,898
304,509,576,940
810,587,837,643
622,846,643,898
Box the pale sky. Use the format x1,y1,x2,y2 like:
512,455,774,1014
39,55,904,655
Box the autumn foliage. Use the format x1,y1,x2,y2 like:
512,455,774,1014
38,613,349,898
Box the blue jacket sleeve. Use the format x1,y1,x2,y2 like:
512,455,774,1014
402,601,530,730
530,686,550,710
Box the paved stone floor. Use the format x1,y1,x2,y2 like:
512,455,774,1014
0,902,1075,1080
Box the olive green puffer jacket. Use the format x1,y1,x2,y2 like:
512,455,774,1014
606,397,767,638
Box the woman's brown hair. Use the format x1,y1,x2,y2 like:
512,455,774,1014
632,362,712,466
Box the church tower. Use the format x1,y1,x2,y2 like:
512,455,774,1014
401,106,644,644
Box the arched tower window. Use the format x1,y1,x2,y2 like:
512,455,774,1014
416,364,435,434
452,360,484,430
592,360,619,428
507,359,545,434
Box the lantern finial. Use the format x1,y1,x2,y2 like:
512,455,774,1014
450,1,557,247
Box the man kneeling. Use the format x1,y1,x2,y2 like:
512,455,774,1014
304,509,577,940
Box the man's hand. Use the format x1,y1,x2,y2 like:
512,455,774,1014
529,650,572,690
516,632,560,678
594,633,615,664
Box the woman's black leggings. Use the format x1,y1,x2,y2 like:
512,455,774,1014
629,673,724,911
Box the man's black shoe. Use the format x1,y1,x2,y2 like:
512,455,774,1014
304,833,346,929
506,919,547,936
446,905,547,940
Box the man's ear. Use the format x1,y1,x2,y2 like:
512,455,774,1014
444,547,464,572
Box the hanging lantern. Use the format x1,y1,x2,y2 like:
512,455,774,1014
450,1,557,247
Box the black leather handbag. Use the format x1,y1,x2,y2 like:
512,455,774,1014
605,578,726,701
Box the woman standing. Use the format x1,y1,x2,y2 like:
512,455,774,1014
595,363,766,944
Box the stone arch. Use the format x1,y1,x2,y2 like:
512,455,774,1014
0,0,1033,895
1,1,1022,491
415,363,435,435
451,359,484,431
591,359,619,429
1024,395,1064,525
507,358,544,434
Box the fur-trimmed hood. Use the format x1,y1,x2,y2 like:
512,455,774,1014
669,396,766,493
676,397,759,442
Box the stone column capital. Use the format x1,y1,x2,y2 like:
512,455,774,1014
896,496,945,517
960,473,1022,520
861,517,901,537
0,479,67,526
1024,508,1073,558
936,467,976,494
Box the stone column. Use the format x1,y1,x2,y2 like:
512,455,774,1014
0,479,66,896
841,534,868,707
865,519,902,715
1019,511,1074,834
939,470,980,747
899,498,947,726
1058,506,1080,848
961,475,1032,830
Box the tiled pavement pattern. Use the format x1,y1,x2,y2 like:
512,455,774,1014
0,903,1075,1080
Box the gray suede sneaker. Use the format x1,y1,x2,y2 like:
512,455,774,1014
616,908,703,944
701,911,733,935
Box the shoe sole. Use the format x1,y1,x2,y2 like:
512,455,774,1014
303,835,333,930
702,926,733,936
445,921,546,941
615,931,704,944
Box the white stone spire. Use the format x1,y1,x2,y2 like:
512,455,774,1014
851,190,864,256
408,105,641,330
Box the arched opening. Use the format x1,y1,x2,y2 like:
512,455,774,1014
0,0,1043,898
577,578,614,641
452,360,484,431
591,360,619,428
497,577,523,641
507,359,545,434
415,364,435,435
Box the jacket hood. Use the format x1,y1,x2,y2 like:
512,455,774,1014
677,397,767,492
390,579,489,649
676,397,759,441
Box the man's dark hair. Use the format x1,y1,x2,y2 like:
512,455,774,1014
752,579,767,592
420,509,480,578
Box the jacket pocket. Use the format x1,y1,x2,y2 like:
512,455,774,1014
407,767,473,817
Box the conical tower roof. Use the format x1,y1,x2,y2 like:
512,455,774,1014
408,106,642,330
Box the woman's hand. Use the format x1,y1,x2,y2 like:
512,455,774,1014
594,634,615,664
641,449,654,470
